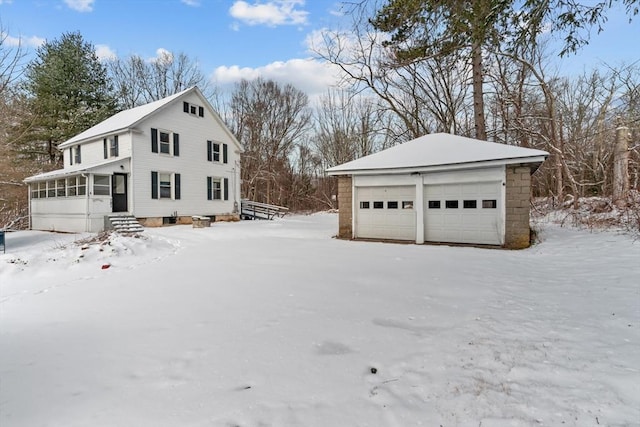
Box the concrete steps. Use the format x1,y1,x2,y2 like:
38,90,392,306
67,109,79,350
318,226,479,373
107,215,144,234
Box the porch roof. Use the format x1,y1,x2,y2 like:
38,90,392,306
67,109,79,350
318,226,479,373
24,157,131,183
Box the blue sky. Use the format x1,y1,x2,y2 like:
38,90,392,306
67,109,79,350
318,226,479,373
1,0,638,98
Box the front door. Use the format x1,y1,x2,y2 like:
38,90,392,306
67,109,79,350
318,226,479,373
112,173,128,212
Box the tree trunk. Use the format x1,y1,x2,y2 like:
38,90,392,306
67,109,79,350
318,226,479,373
613,125,631,207
555,152,564,204
471,39,486,141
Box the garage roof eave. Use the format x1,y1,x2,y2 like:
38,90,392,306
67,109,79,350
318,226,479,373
326,155,548,176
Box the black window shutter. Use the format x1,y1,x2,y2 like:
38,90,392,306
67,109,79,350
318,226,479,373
175,173,181,200
151,171,158,199
207,177,212,200
223,178,229,201
69,148,73,165
223,143,228,164
183,101,189,113
114,135,119,157
173,133,180,156
151,128,158,153
77,145,81,163
198,106,204,117
207,140,212,162
103,139,108,159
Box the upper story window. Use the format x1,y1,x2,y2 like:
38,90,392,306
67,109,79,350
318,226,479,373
159,131,171,154
183,101,204,118
212,142,220,161
103,136,119,159
207,140,228,164
151,128,180,157
69,145,82,165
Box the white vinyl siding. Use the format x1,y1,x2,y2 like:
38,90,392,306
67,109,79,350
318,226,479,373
131,92,240,218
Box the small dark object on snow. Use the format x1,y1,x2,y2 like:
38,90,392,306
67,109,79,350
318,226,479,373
101,264,110,270
370,367,377,374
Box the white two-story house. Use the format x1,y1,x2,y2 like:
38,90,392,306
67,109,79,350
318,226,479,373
24,86,242,233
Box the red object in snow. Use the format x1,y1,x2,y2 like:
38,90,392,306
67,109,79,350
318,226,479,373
101,264,111,270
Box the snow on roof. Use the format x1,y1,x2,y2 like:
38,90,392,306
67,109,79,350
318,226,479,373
59,87,194,148
24,157,130,182
327,133,549,174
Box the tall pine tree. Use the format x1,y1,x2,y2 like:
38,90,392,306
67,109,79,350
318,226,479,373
20,32,117,164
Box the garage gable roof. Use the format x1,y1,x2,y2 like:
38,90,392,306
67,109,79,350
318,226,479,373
327,133,548,175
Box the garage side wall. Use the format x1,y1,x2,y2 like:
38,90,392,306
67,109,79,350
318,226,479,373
505,166,532,249
337,175,353,238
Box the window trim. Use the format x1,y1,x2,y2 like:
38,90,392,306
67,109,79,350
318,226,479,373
103,135,119,159
212,142,220,162
159,172,172,199
93,175,111,196
73,145,81,164
207,176,228,201
152,128,179,157
151,171,180,200
159,130,171,155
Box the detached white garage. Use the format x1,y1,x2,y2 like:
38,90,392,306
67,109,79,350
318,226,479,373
328,133,548,249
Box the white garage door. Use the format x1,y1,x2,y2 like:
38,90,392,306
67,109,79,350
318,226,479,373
424,181,502,245
356,186,416,240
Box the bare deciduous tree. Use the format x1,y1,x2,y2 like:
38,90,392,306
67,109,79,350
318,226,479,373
109,50,213,108
227,78,311,206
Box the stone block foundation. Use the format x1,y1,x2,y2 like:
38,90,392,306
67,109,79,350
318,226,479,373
504,166,532,249
337,175,353,239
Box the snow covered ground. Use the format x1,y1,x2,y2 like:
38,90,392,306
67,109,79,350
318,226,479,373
1,213,638,427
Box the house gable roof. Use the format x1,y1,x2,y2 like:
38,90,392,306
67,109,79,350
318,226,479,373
58,87,242,152
59,88,190,148
326,133,549,175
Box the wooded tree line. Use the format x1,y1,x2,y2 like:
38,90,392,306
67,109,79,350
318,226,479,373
1,0,639,228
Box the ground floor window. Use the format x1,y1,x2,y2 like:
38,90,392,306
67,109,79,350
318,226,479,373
151,171,181,200
30,175,87,199
160,173,172,198
70,176,87,196
207,176,228,201
93,175,111,196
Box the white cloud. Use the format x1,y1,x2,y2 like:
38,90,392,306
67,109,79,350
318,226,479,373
95,44,116,61
229,0,308,27
1,32,46,48
0,0,14,5
149,48,174,64
212,58,342,101
181,0,200,6
64,0,94,12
